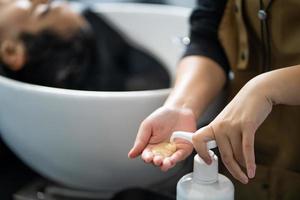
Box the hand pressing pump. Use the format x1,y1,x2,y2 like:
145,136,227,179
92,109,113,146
171,131,234,200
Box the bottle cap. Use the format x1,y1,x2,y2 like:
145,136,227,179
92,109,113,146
171,131,218,184
193,152,218,184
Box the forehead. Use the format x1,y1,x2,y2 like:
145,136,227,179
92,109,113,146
14,0,31,9
2,0,87,39
14,0,67,14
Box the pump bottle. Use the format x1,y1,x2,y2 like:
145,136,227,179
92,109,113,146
171,131,234,200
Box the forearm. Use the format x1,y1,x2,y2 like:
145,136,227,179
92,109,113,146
164,56,226,119
250,65,300,106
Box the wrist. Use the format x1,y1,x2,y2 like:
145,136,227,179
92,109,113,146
164,96,200,119
246,73,275,106
252,66,300,106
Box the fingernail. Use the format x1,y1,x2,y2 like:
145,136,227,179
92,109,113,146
243,177,249,184
241,173,249,184
248,168,256,179
206,158,212,165
128,151,133,158
144,152,152,159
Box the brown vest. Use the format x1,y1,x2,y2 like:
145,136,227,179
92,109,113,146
219,0,300,199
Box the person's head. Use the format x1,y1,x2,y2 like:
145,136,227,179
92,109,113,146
0,0,97,88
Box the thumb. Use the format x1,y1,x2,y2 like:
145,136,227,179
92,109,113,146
192,125,215,164
128,121,152,159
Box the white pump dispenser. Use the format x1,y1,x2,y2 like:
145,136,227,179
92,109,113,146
171,131,234,200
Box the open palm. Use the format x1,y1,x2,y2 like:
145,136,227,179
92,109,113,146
128,106,197,171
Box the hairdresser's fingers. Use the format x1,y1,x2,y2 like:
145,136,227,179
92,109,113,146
242,129,256,179
161,157,175,172
192,126,215,165
228,132,246,168
141,148,154,163
217,133,248,184
153,155,164,166
169,148,191,165
128,121,152,158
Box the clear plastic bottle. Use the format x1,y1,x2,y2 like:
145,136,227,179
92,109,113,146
171,131,234,200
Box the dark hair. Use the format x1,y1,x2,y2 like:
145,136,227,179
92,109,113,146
11,26,97,89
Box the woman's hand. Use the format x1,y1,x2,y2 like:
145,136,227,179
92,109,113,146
128,106,197,171
128,56,227,171
192,76,273,184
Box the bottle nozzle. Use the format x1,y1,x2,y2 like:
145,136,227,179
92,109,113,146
170,131,217,149
171,131,219,184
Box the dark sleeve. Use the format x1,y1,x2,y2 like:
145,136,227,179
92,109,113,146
183,0,230,74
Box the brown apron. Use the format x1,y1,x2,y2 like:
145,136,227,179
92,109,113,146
219,0,300,199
